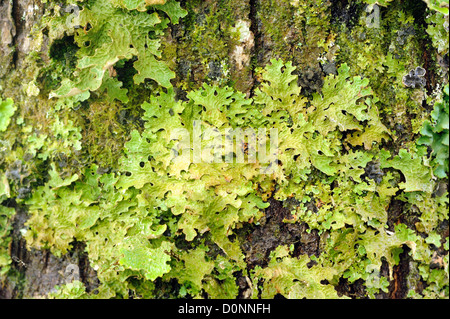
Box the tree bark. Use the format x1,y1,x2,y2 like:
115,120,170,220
0,0,448,299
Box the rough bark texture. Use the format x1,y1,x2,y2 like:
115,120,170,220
0,0,448,299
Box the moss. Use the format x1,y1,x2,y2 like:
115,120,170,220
37,36,79,94
256,0,334,93
1,0,448,300
75,100,131,169
165,0,254,92
174,1,231,89
331,0,440,148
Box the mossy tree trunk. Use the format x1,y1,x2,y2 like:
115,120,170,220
1,0,448,299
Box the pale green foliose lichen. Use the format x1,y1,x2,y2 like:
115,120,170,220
0,0,448,299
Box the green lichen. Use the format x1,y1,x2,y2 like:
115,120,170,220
19,57,447,298
334,1,432,133
0,205,15,276
418,84,449,178
48,0,186,101
0,0,448,300
424,0,449,15
0,98,16,132
171,0,251,91
426,11,449,55
0,97,15,276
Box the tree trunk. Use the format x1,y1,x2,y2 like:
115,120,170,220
0,0,448,299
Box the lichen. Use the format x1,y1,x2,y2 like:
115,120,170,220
0,0,448,299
